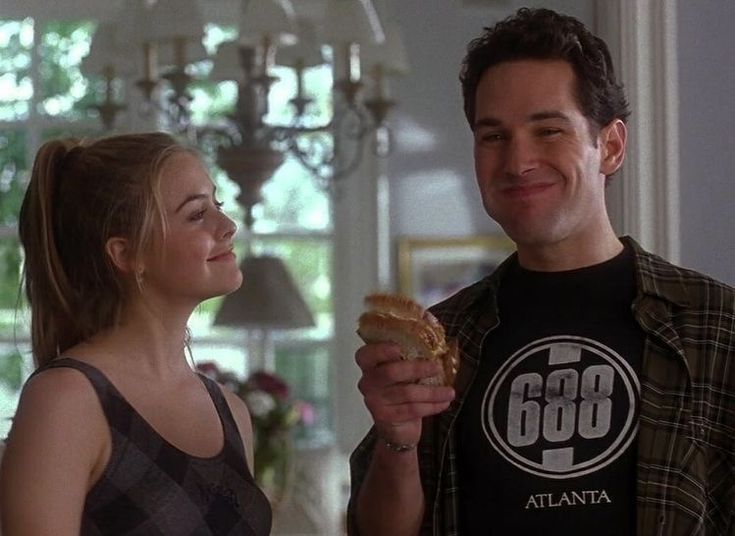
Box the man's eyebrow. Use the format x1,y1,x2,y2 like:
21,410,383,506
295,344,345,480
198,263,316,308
473,111,573,130
175,186,217,213
528,110,573,123
473,117,502,130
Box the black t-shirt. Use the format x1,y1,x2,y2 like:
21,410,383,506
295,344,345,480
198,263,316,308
457,245,644,535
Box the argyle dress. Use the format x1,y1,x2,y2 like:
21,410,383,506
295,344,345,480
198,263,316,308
41,358,272,535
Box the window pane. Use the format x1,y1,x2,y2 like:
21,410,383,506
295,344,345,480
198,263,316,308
0,19,33,120
253,159,332,232
38,21,97,119
0,342,32,440
189,340,247,377
0,129,28,226
0,236,25,325
275,343,333,445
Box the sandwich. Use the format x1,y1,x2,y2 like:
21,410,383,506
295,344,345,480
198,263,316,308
356,293,459,386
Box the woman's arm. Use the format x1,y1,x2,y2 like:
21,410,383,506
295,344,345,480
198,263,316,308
0,368,107,536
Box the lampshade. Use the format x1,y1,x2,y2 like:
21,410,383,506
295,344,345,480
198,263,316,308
111,0,153,48
80,21,138,77
360,21,410,75
214,255,315,329
148,0,205,43
82,0,150,76
276,17,326,68
323,0,383,46
240,0,297,46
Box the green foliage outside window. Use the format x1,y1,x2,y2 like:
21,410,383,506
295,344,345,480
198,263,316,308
0,130,27,227
0,19,33,120
38,21,98,118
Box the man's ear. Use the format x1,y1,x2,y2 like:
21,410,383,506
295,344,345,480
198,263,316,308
105,237,137,274
599,119,627,176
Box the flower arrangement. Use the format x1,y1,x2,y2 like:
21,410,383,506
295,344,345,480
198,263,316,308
196,361,314,504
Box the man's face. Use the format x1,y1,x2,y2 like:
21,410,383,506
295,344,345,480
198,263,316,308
473,59,625,265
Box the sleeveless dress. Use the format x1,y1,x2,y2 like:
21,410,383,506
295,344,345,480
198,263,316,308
39,358,272,535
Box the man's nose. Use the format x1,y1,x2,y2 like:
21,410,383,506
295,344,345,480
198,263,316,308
503,136,538,177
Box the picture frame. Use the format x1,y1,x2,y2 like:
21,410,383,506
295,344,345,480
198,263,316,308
398,235,516,308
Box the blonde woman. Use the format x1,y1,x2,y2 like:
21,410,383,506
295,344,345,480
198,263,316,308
0,133,271,535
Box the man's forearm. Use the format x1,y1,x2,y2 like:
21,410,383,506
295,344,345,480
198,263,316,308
355,442,426,536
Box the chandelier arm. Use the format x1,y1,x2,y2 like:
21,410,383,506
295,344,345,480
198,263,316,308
194,125,238,151
282,128,368,189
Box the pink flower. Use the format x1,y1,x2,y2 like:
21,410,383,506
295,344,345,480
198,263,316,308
196,361,221,379
248,371,290,400
295,401,316,426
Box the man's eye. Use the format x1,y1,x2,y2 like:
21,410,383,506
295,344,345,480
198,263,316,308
214,201,224,211
479,132,505,143
539,128,562,137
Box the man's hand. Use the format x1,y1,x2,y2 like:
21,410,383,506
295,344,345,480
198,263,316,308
355,342,455,447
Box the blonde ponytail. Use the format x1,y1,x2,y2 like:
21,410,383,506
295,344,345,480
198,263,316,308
19,139,81,365
18,132,188,367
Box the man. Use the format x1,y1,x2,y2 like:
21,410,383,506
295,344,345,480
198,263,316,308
348,8,734,536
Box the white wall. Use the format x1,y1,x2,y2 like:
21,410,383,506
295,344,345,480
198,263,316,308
677,0,735,286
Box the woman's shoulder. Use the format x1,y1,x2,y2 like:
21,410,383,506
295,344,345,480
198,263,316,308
214,381,252,425
14,362,107,442
24,362,98,404
1,363,110,534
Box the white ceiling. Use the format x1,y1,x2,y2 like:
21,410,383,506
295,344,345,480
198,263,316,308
1,0,347,25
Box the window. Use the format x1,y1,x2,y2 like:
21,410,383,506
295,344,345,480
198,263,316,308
0,18,335,446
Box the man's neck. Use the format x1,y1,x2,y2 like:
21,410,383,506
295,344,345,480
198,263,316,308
516,227,623,272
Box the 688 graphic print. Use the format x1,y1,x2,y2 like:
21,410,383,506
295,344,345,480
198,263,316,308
482,336,639,479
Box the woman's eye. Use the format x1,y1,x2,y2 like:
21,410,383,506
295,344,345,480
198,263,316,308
189,209,206,221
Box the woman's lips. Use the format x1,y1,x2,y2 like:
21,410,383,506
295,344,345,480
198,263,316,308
207,250,235,262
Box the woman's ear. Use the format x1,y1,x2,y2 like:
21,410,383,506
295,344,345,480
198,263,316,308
105,237,137,274
599,119,627,176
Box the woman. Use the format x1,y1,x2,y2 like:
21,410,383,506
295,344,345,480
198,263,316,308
0,133,272,535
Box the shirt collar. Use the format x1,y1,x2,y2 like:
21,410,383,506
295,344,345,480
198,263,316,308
623,235,692,308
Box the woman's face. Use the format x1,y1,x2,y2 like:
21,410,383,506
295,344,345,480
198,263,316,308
141,152,242,308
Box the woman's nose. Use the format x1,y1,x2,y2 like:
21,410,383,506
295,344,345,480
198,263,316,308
219,212,237,240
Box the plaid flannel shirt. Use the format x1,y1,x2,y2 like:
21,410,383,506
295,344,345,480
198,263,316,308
348,237,735,535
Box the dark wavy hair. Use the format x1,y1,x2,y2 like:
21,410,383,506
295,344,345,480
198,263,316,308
460,8,630,134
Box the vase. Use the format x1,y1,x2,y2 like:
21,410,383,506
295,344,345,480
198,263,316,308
254,429,294,510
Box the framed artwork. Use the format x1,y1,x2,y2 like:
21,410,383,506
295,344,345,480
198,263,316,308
398,235,515,308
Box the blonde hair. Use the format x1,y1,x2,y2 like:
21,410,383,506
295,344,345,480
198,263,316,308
18,132,193,367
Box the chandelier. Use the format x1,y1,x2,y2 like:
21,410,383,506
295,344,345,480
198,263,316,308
81,0,409,206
